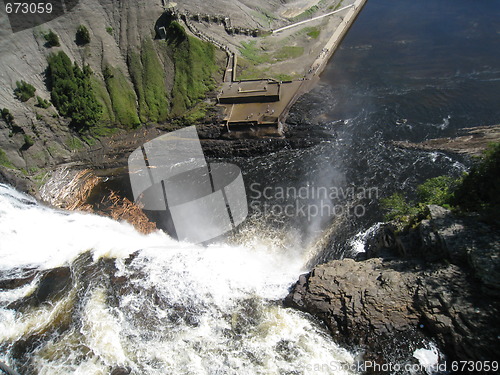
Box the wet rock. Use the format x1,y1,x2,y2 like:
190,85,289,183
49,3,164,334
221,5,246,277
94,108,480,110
285,205,500,365
392,124,500,157
0,167,37,197
35,267,72,305
364,223,397,258
285,258,422,348
0,270,37,290
111,366,131,375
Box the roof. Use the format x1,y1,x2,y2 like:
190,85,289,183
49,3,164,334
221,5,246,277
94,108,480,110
218,80,281,101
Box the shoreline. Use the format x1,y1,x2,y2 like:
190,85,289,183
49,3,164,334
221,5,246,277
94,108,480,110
217,0,368,131
280,0,368,127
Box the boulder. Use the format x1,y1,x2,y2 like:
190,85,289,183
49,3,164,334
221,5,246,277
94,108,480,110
285,205,500,365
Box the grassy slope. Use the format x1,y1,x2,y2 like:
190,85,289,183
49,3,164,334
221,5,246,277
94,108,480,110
0,148,14,169
167,22,217,116
104,66,140,128
91,77,115,123
128,39,169,123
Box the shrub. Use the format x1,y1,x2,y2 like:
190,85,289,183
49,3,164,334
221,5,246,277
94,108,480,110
36,96,51,109
44,30,60,47
76,25,91,45
452,142,500,212
23,134,35,149
416,176,456,207
381,143,500,223
14,80,36,102
1,108,14,125
380,192,418,222
106,27,113,35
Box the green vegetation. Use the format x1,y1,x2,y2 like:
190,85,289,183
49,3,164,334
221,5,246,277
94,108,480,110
166,22,217,116
452,143,500,213
0,148,14,169
237,58,269,80
237,57,296,81
14,80,36,102
91,76,115,123
380,193,418,222
128,39,169,122
305,26,320,39
65,136,85,151
44,30,60,47
36,96,51,109
274,46,304,61
381,176,458,222
47,51,102,131
239,40,271,65
251,8,278,27
1,108,14,125
381,143,500,224
76,25,90,45
416,176,456,207
141,39,169,121
106,27,113,35
292,5,319,22
103,66,140,128
22,134,35,149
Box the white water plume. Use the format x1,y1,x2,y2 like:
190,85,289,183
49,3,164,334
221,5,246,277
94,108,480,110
0,184,359,374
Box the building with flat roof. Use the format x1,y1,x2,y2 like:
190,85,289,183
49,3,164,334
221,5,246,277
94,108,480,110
217,80,281,104
217,80,303,130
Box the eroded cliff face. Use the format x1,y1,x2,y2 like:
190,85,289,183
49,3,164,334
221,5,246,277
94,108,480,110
285,205,500,368
0,0,221,180
0,0,161,172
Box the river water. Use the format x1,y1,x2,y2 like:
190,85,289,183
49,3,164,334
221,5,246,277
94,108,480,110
1,0,500,374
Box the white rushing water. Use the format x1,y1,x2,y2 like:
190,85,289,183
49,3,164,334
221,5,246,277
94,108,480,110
0,184,359,374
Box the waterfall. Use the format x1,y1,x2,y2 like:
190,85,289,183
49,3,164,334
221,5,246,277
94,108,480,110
0,184,359,374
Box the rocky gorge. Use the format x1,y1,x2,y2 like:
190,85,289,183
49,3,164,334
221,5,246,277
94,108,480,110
285,204,500,370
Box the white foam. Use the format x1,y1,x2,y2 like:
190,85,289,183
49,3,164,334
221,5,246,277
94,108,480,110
413,343,440,374
0,184,360,374
348,222,383,255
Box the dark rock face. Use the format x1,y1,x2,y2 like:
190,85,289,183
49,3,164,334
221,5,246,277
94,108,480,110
0,167,37,197
111,366,132,375
285,205,500,366
34,267,73,306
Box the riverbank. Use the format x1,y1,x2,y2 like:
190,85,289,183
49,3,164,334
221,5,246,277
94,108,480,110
285,205,500,370
213,0,367,131
393,124,500,157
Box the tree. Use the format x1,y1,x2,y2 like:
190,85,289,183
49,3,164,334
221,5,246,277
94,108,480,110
36,96,51,109
44,30,60,47
76,25,91,45
1,108,14,125
14,80,36,102
452,143,500,212
47,51,102,131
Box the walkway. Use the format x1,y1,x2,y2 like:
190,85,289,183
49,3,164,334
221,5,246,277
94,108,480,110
272,4,354,34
